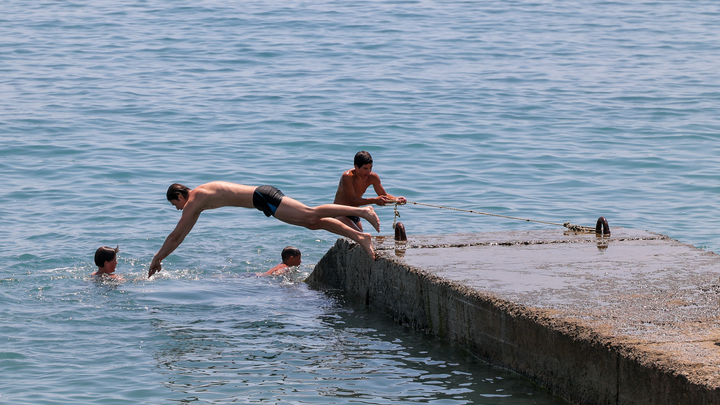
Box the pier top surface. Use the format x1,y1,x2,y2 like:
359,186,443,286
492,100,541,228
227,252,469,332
374,228,720,385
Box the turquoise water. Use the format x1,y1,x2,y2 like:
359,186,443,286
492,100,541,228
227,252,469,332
2,0,720,403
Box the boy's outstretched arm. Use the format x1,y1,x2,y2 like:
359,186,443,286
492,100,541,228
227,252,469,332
148,210,201,277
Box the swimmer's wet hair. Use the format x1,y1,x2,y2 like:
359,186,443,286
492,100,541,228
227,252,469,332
94,245,119,268
354,151,373,168
167,183,191,201
281,246,301,262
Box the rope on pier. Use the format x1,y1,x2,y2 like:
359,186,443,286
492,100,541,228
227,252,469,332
393,200,598,233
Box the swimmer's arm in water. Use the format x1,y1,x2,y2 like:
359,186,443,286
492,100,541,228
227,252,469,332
149,207,202,277
264,263,289,276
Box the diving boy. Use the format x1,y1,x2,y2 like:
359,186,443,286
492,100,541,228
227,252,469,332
149,181,380,277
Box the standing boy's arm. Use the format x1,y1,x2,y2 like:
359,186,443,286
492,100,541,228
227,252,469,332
371,175,406,205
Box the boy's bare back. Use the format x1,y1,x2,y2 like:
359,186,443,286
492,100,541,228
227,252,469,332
187,181,257,211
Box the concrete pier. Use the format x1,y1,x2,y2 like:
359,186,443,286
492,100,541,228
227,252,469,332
305,229,720,405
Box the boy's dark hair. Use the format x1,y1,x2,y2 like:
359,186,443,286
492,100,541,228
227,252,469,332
281,246,301,262
94,246,119,268
167,183,191,201
354,151,373,168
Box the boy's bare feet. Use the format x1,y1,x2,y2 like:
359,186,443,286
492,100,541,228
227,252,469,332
364,206,380,233
357,232,375,259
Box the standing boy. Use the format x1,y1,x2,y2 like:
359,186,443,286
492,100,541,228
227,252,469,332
333,151,407,231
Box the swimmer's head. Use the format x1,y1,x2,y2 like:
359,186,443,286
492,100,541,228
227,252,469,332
95,245,119,268
167,183,191,202
281,246,302,266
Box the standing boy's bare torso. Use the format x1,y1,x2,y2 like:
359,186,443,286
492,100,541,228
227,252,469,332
333,169,377,206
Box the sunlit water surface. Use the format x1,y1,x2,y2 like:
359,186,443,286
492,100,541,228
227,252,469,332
2,0,720,403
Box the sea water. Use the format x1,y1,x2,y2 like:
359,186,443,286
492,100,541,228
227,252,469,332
2,0,720,403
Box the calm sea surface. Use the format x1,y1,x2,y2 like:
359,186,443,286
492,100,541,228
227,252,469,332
2,0,720,403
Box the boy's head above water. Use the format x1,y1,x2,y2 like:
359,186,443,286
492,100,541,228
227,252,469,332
281,246,302,267
94,245,119,276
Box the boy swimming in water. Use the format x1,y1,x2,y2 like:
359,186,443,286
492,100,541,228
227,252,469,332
93,245,120,278
264,246,302,276
333,151,407,231
149,181,380,277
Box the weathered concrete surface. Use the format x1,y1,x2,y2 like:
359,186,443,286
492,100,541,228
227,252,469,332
305,228,720,405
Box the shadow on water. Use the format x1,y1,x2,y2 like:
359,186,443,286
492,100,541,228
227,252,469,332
148,277,569,404
315,291,571,405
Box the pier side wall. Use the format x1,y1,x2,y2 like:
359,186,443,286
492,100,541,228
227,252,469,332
305,238,719,405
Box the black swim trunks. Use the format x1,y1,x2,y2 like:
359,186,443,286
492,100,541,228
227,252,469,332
253,185,285,217
346,216,360,225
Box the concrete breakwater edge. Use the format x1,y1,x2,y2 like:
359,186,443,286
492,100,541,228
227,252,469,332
305,229,720,405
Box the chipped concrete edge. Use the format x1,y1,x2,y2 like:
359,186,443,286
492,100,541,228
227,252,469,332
305,238,720,405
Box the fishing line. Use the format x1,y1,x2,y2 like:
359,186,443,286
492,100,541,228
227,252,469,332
391,200,606,234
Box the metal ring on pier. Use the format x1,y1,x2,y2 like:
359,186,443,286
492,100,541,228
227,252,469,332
394,222,407,241
595,217,610,236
